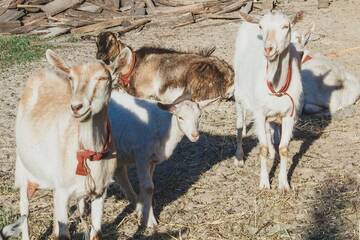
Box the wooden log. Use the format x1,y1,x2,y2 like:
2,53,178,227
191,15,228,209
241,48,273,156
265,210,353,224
150,3,212,15
27,0,52,4
76,2,102,13
155,0,188,7
9,17,46,34
151,12,194,27
117,18,150,34
41,27,70,38
112,0,121,9
71,17,128,34
0,9,25,21
42,0,84,16
144,0,155,14
0,7,7,16
215,0,247,15
7,0,25,9
0,20,21,32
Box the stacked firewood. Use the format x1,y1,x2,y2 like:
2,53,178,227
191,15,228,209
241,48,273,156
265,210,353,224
0,0,254,38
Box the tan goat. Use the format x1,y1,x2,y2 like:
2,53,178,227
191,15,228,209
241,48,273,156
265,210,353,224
15,50,116,239
96,31,234,103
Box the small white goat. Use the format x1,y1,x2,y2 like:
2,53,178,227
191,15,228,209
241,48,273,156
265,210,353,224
292,29,360,114
15,50,117,239
0,216,25,240
233,11,304,191
108,90,206,227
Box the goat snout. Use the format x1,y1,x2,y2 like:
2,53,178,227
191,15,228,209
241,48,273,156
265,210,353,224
191,132,200,142
71,103,83,113
264,47,273,56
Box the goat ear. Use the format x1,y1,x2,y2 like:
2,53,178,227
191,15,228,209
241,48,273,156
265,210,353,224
291,11,304,26
239,12,260,24
197,97,220,109
1,216,26,238
157,103,176,113
46,49,70,74
110,46,132,75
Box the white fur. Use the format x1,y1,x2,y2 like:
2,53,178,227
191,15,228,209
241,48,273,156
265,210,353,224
301,55,360,114
109,90,202,227
292,29,360,114
15,50,116,239
234,12,303,191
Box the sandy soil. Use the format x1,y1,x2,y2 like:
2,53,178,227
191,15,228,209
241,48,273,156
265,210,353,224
0,0,359,239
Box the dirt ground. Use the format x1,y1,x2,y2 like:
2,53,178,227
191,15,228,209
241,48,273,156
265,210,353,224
1,0,359,239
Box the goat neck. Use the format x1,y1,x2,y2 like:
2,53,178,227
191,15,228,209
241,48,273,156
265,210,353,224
265,47,291,90
163,116,184,158
78,107,109,152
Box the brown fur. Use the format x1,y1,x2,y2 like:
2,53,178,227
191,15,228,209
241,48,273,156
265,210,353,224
96,31,234,102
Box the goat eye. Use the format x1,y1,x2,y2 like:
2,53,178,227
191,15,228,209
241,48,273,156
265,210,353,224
282,25,289,29
258,25,262,30
178,116,184,120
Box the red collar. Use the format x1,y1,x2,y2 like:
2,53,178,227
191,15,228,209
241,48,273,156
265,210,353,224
301,54,312,64
118,51,136,87
266,59,295,117
76,121,112,176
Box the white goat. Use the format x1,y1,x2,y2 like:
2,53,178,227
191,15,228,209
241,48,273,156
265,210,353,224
15,50,117,239
292,29,360,114
233,11,304,191
0,216,25,240
108,90,206,227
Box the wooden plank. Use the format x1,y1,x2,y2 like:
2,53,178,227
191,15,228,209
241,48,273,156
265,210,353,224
76,2,103,13
42,0,84,16
71,17,128,34
215,0,247,15
0,7,7,16
150,3,211,15
0,9,25,21
0,20,21,33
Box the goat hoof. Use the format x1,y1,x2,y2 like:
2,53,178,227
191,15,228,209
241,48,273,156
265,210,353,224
144,216,158,228
259,181,270,190
90,232,102,240
233,158,244,167
278,183,290,192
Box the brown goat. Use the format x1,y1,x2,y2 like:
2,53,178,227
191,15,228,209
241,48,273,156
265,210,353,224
96,31,234,102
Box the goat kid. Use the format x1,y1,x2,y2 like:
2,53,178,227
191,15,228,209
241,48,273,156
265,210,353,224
15,50,116,239
234,11,304,191
0,216,25,240
96,31,234,103
108,90,209,227
292,28,360,115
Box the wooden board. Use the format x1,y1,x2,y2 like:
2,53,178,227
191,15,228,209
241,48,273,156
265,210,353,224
0,21,21,33
0,9,25,21
76,2,103,13
71,17,128,34
42,0,84,16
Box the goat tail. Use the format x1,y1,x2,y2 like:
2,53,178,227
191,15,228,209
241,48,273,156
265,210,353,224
186,59,234,101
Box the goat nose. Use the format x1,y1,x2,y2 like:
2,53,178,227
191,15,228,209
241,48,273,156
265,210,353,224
264,47,273,56
71,104,83,112
191,132,199,138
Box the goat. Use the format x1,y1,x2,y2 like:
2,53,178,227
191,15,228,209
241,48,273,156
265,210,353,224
292,29,360,115
108,90,209,227
0,216,25,240
15,50,117,239
233,11,304,191
96,31,234,103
